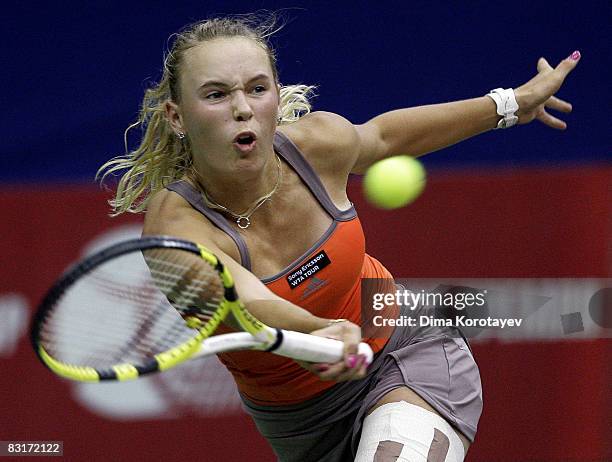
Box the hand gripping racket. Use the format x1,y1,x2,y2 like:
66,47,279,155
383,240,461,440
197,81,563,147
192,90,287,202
31,236,373,382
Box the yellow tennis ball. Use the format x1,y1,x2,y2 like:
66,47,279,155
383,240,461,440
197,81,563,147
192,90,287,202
363,156,426,209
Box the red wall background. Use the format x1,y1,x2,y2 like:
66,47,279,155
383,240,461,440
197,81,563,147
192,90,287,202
1,165,610,461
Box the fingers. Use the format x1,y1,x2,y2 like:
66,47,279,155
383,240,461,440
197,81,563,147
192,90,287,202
335,354,369,381
537,108,567,130
318,319,361,361
556,50,581,77
334,321,365,381
302,319,369,381
545,95,572,113
538,51,581,78
537,57,554,73
340,323,360,358
523,51,579,127
313,353,369,381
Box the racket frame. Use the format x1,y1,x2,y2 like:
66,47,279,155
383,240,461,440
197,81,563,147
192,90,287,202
31,237,226,381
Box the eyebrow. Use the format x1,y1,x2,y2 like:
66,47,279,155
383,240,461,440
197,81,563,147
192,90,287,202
198,73,271,90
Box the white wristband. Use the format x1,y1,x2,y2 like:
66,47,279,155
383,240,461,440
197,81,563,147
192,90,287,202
486,88,519,129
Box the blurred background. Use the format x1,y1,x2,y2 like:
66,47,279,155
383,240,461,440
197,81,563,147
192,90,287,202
1,1,610,461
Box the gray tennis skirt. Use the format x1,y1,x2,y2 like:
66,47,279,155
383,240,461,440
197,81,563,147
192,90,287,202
242,315,483,462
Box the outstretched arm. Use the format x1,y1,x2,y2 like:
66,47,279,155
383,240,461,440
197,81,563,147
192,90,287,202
349,51,581,173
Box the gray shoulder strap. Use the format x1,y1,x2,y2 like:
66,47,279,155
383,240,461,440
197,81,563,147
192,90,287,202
273,132,356,221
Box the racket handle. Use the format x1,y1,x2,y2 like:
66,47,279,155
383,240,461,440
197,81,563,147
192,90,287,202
273,330,374,365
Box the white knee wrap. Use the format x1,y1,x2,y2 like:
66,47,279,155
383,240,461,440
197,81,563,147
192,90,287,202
354,401,465,462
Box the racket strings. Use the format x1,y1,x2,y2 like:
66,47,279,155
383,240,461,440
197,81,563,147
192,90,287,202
106,293,178,364
144,253,225,320
40,298,190,366
41,320,189,366
38,247,226,369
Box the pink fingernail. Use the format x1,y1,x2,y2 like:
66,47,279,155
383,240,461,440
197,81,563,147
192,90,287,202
346,355,357,368
568,50,581,61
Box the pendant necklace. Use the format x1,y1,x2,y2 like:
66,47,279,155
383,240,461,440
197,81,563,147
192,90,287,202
200,154,282,229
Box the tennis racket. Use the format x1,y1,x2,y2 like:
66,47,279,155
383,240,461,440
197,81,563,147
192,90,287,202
31,236,373,382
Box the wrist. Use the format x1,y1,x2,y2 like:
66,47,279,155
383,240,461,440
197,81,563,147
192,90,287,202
306,316,338,332
486,88,519,129
512,87,528,118
308,318,350,332
482,95,504,129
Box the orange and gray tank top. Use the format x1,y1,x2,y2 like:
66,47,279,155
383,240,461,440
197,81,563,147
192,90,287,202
166,131,392,406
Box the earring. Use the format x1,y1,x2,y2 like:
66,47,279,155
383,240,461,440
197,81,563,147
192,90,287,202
177,132,185,139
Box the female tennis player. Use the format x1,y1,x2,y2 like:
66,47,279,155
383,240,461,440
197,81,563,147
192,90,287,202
98,14,579,462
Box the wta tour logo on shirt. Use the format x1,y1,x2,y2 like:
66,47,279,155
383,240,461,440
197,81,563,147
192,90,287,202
286,251,331,289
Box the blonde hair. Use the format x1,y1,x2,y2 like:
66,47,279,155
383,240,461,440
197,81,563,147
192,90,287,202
97,13,316,215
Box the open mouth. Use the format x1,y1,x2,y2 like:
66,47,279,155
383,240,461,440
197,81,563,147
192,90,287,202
232,132,257,154
234,132,257,146
237,135,255,145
